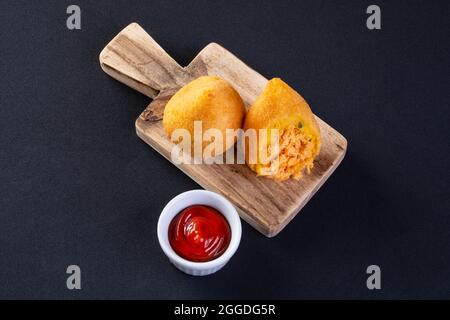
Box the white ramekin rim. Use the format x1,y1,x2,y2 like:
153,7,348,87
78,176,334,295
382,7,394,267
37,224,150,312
157,190,242,272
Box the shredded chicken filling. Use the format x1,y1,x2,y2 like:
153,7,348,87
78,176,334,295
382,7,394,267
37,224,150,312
261,125,317,181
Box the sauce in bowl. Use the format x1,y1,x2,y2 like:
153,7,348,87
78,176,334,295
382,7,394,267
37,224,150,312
168,205,231,262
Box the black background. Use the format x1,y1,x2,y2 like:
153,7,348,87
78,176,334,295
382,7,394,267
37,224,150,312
0,0,449,299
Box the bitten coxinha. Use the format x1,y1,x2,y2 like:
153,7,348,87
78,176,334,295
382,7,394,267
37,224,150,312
163,76,321,181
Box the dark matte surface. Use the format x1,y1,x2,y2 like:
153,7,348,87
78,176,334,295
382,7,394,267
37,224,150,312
0,0,449,299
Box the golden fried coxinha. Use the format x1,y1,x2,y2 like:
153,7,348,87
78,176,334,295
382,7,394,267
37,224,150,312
163,76,245,157
243,78,321,181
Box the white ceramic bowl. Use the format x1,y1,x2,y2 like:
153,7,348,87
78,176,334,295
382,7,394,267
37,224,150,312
157,190,242,276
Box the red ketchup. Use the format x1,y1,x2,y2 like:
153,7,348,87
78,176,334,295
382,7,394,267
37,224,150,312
168,205,231,262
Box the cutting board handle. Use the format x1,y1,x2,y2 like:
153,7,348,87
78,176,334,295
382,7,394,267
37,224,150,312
99,23,188,99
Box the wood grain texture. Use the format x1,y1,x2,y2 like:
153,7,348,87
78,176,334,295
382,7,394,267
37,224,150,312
100,23,347,237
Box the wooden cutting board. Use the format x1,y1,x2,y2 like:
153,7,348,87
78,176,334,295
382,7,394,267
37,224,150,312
99,23,347,237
